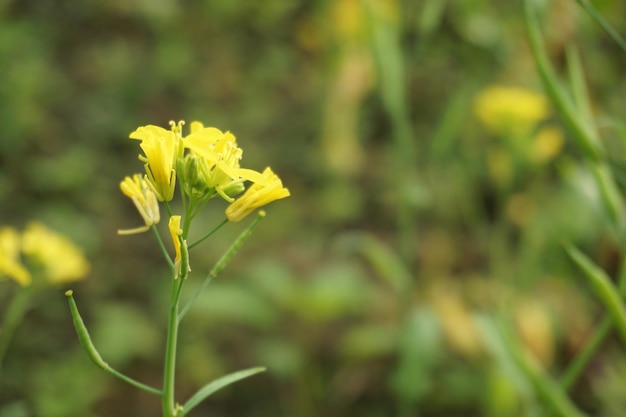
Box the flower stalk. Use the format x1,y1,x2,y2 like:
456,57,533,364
66,119,289,416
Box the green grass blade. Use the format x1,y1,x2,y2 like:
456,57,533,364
523,0,604,161
575,0,626,54
565,245,626,345
478,315,589,417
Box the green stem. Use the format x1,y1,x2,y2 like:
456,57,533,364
495,317,589,417
165,201,174,218
152,226,175,271
552,253,626,395
0,288,33,373
162,278,185,417
188,218,228,250
178,212,265,322
574,0,626,54
559,315,611,391
523,0,604,161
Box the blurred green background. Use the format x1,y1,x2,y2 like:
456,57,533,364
2,0,626,416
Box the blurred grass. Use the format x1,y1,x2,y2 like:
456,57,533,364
2,0,626,416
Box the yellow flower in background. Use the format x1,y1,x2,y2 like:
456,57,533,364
474,86,550,136
118,174,160,235
0,227,31,286
129,123,181,201
168,215,183,277
226,167,290,222
529,126,564,165
21,222,90,285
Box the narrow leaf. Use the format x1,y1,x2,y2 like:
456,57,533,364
479,316,589,417
565,245,626,345
523,0,603,161
183,367,266,414
575,0,626,54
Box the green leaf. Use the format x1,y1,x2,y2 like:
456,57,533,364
523,0,603,161
565,244,626,346
574,0,626,54
182,366,266,415
477,315,590,417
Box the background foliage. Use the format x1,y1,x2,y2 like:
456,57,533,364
2,0,626,416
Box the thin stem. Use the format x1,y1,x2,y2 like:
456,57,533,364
495,317,589,417
162,278,185,417
152,226,175,271
559,316,611,391
165,200,174,218
0,288,33,373
188,218,228,250
107,366,163,396
178,212,265,322
178,276,215,323
551,253,626,396
574,0,626,54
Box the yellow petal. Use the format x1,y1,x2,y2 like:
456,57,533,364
169,215,183,277
226,167,290,222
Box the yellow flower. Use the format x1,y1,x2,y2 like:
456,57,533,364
129,122,182,201
21,222,90,285
474,86,550,136
184,124,265,201
529,126,564,165
118,174,160,235
0,227,31,286
168,215,183,277
226,167,290,222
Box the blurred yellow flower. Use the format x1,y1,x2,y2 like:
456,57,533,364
168,215,183,277
118,174,160,235
432,288,482,358
474,86,550,136
226,167,290,222
0,227,31,287
529,126,564,164
514,300,554,367
129,122,181,201
21,222,90,285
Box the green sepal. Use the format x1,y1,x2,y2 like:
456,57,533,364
182,366,266,415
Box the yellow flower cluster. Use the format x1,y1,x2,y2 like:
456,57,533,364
474,85,564,185
119,120,290,233
474,85,550,137
0,222,90,287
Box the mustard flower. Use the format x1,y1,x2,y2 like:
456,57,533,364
184,124,265,202
226,167,290,222
129,122,182,201
474,86,549,136
0,227,31,286
118,174,160,235
21,222,90,285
